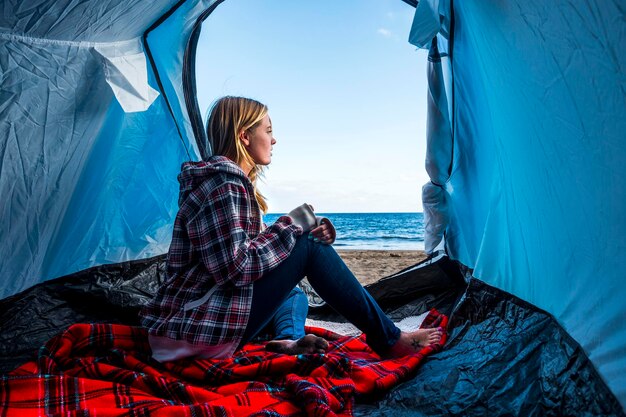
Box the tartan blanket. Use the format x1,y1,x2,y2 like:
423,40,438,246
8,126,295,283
1,309,447,417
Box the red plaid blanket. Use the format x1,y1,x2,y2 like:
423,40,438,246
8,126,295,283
2,309,447,417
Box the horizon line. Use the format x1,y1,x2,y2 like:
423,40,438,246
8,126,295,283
264,211,424,215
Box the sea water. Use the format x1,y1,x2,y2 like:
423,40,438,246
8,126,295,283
263,212,425,250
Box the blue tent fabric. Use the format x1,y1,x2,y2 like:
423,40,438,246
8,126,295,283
0,1,188,297
421,36,454,254
441,0,626,407
0,0,625,413
144,0,219,160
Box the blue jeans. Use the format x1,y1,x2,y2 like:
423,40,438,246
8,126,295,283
241,234,401,355
271,287,308,340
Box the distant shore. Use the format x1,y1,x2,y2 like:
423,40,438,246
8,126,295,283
336,249,427,286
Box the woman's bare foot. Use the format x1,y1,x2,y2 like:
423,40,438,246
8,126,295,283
385,328,443,358
265,334,329,355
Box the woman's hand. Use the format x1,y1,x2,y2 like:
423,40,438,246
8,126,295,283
309,217,336,245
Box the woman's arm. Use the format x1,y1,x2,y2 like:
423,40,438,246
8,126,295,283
187,179,302,287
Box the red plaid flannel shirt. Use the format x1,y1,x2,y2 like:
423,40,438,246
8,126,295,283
140,156,302,354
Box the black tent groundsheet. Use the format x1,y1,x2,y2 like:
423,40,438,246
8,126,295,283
0,255,621,416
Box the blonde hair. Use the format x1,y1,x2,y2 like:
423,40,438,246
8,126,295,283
206,96,269,213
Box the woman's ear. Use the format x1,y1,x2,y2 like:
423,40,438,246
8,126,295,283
239,130,250,146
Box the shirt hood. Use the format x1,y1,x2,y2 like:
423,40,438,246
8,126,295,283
177,156,248,205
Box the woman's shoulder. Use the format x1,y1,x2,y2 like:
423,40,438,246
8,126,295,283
178,175,251,221
175,157,250,211
180,156,244,178
179,157,250,190
196,167,252,200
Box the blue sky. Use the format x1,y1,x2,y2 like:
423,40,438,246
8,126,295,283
196,0,429,213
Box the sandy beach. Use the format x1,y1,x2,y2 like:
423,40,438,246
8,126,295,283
336,250,427,286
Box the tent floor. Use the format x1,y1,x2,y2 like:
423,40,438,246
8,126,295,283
1,254,623,416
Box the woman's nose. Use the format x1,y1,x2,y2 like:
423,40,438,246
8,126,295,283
271,137,277,145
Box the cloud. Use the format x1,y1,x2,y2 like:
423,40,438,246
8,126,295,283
377,28,392,38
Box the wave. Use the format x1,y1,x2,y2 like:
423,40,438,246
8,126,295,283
264,213,426,250
336,236,423,241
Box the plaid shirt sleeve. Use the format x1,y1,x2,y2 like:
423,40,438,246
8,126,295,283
187,178,302,287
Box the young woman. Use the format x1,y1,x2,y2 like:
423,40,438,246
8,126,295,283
140,96,442,362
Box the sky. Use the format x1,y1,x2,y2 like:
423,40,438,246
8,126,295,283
196,0,430,214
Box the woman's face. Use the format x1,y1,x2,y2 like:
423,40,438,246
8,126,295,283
242,114,276,166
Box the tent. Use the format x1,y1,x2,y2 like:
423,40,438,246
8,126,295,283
1,0,624,415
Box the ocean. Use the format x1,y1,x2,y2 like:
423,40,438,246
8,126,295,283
263,212,425,250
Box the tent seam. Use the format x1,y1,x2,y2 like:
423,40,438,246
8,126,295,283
0,31,142,48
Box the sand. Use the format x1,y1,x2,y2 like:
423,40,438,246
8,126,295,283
336,250,428,286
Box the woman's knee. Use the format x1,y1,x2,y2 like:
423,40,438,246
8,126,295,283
292,232,328,259
289,233,342,279
292,233,311,251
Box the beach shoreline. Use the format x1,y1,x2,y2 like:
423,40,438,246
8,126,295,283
336,249,427,286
